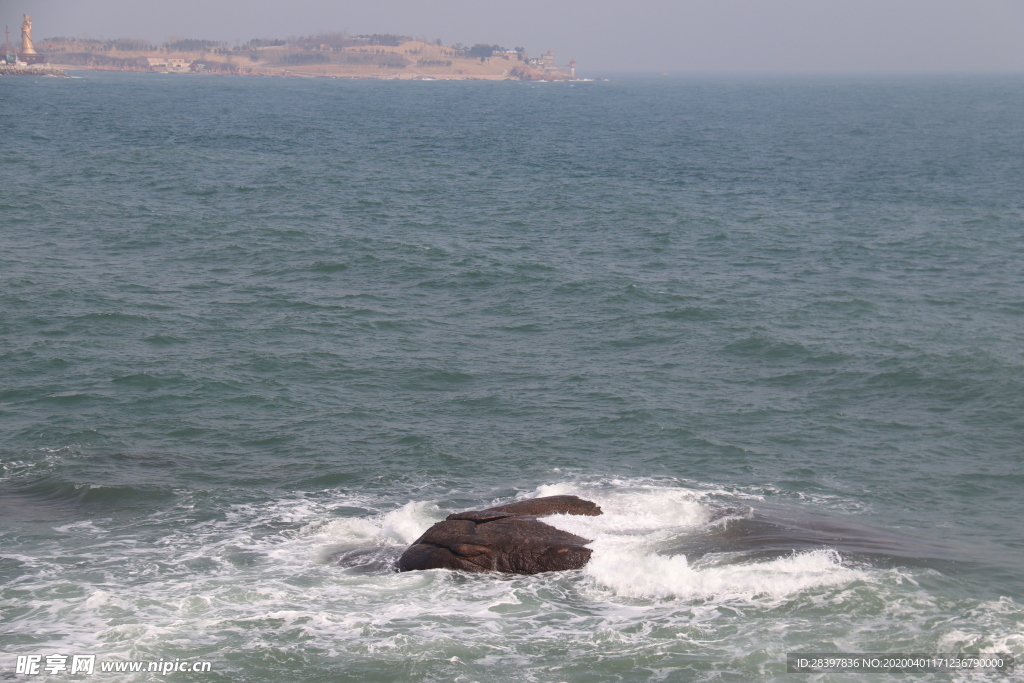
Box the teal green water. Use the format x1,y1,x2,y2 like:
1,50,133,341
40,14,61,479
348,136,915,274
1,72,1023,681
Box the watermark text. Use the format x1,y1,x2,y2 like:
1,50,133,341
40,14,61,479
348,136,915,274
15,654,212,675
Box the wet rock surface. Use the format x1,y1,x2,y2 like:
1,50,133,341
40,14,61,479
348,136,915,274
397,495,602,574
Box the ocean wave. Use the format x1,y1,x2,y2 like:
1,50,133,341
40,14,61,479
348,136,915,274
2,479,1020,680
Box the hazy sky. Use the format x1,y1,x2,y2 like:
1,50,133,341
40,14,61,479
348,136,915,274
3,0,1024,73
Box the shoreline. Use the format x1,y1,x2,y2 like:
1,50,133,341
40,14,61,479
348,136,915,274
44,64,584,81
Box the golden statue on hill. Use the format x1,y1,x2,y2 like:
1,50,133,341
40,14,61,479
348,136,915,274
21,14,36,55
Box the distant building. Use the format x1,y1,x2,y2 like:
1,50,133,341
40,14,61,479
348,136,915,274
147,57,190,71
523,49,574,78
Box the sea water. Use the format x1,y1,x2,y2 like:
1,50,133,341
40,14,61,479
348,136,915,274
1,72,1022,681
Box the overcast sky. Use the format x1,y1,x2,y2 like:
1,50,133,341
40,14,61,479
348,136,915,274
3,0,1024,73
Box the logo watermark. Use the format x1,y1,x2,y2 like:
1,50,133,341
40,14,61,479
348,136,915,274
14,655,212,675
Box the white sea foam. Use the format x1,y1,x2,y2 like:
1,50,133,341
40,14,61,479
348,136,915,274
52,520,106,534
586,547,861,601
530,481,865,602
376,500,444,544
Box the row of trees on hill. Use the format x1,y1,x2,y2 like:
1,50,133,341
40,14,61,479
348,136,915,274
452,44,529,61
40,37,156,52
290,33,412,49
276,52,407,68
167,39,222,52
41,36,223,53
38,52,239,74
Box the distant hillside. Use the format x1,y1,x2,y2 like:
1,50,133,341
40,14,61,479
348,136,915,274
40,33,577,80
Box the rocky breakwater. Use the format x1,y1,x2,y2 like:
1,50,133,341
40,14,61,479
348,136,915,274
398,495,601,574
0,65,68,77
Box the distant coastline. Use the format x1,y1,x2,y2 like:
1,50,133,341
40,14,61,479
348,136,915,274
37,33,578,81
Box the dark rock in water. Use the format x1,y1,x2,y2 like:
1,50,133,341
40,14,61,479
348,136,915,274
329,546,404,574
398,494,601,574
447,494,602,520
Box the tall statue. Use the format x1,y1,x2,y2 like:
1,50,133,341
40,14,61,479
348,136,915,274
21,14,36,55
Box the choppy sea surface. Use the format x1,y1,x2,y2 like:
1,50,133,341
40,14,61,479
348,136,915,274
2,71,1023,681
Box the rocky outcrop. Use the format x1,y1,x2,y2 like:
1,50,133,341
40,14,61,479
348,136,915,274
398,495,601,574
0,65,68,77
509,64,575,81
